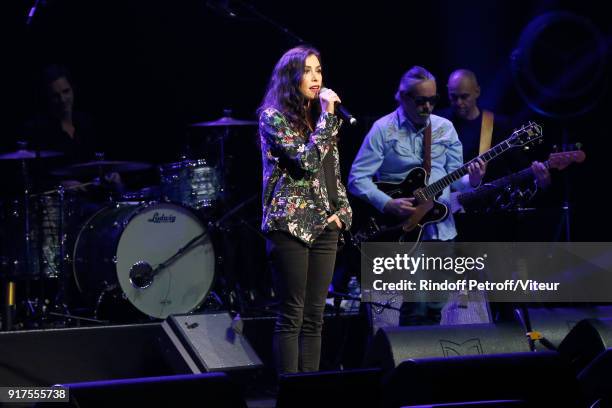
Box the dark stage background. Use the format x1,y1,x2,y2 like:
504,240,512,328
4,0,611,244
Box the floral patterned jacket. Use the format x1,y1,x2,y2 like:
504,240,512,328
259,107,353,246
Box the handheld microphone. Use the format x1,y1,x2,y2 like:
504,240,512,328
26,0,42,26
320,87,357,126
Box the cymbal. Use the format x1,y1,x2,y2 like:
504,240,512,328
51,160,152,178
189,115,257,127
0,149,64,160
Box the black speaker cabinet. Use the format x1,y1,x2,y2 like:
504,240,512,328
383,352,581,408
0,313,264,387
54,372,247,408
365,323,530,372
0,323,191,386
524,306,612,350
558,318,612,374
578,348,612,407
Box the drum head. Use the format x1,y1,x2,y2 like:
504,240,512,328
115,202,215,319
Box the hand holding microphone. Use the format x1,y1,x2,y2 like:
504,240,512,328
319,87,341,114
319,87,357,125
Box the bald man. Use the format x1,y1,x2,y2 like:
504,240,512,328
437,69,550,185
447,69,481,121
439,70,554,323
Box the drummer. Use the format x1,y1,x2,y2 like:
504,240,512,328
23,64,121,192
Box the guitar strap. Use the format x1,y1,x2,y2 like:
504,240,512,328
423,123,432,182
479,110,494,154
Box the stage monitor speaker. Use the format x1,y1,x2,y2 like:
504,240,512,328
0,323,191,386
523,306,612,350
45,373,247,408
558,318,612,374
164,312,263,372
276,368,382,408
364,323,530,372
382,351,581,408
577,348,612,408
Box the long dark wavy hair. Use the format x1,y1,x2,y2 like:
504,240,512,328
258,46,322,136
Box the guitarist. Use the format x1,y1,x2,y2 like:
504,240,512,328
438,69,551,187
438,69,551,322
348,66,485,326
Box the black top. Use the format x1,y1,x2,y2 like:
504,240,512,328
321,148,339,212
19,112,102,192
436,107,530,182
24,111,101,164
1,112,101,198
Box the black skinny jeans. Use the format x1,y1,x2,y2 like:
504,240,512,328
266,223,340,374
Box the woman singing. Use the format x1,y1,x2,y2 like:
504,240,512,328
258,46,352,374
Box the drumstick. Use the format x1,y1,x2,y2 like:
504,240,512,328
30,181,98,197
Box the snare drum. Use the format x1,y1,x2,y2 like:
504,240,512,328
72,201,216,319
159,159,220,209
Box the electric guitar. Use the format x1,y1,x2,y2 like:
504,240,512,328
356,122,544,244
450,148,586,213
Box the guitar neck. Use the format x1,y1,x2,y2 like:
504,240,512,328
423,139,514,198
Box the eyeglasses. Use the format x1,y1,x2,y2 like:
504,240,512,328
404,93,440,106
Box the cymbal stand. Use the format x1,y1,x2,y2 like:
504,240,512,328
1,146,32,331
218,108,232,201
211,195,264,314
20,155,33,279
16,146,47,328
54,185,70,315
31,148,52,327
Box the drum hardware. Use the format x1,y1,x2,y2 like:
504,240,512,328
51,185,68,313
0,146,64,160
21,295,108,327
2,281,16,331
0,141,57,329
50,159,153,179
205,194,266,315
188,110,257,128
50,153,153,204
47,311,109,325
20,186,91,324
0,144,127,329
128,261,154,289
211,195,256,226
118,186,161,203
30,181,98,197
187,109,257,203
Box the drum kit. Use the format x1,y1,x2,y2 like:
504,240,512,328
0,113,258,330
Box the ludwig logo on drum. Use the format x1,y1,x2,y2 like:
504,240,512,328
147,212,177,223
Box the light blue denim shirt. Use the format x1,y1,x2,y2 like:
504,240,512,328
348,108,471,241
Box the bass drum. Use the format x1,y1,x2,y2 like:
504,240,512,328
73,202,216,319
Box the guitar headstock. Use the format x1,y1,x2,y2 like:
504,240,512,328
548,145,586,170
507,122,544,149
